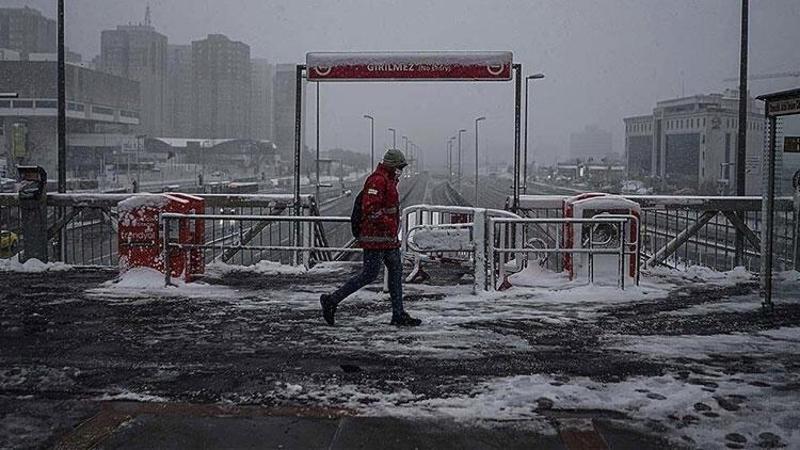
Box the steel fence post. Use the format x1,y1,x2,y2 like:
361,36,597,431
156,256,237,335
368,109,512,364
473,209,487,293
303,220,312,269
162,215,171,287
794,186,800,271
488,216,496,290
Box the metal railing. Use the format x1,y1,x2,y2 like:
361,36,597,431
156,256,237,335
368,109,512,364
160,212,359,283
0,193,324,266
488,215,640,290
514,194,798,272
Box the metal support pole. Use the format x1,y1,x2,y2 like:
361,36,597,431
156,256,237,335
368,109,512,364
762,115,777,310
315,82,320,205
512,63,522,212
292,65,305,266
57,0,66,193
524,78,529,195
163,216,171,286
56,0,66,262
735,0,749,266
793,186,800,271
473,209,487,293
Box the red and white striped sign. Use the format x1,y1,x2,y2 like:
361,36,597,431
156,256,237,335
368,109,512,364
306,52,513,82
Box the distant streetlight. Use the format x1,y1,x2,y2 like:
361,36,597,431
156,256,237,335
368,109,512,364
524,73,545,193
388,128,397,149
363,114,375,167
474,116,486,206
457,129,467,190
447,137,455,183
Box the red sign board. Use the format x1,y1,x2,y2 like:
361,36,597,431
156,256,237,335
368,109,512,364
306,52,513,82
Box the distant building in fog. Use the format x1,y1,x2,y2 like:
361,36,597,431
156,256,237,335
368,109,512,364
166,44,193,137
99,9,168,137
192,34,251,139
273,64,306,157
250,58,274,141
624,90,764,194
0,61,140,178
569,125,614,161
0,7,56,58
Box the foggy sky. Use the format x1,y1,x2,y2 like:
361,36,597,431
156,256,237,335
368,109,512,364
8,0,800,168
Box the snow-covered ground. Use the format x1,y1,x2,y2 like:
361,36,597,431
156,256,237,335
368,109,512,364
1,262,798,449
0,256,72,273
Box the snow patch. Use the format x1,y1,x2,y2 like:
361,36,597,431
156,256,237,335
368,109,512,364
94,389,168,403
117,194,170,211
207,260,360,277
646,265,754,286
87,267,236,300
0,255,72,273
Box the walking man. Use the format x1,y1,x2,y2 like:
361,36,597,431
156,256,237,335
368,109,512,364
320,149,421,327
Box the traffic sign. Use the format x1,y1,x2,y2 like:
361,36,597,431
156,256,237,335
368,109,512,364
306,51,513,82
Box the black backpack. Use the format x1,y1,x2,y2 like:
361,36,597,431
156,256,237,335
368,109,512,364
350,190,364,239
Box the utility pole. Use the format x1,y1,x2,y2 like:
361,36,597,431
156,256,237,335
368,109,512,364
57,0,66,193
735,0,749,266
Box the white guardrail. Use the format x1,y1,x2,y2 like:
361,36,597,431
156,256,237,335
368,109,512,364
159,206,641,292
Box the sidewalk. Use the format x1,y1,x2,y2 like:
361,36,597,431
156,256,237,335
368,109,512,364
57,401,674,450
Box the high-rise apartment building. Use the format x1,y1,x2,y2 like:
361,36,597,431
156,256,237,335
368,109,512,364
250,58,274,141
0,7,56,58
99,8,167,136
192,34,250,139
166,44,193,137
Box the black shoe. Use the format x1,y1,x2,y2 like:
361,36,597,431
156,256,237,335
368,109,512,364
320,294,337,326
390,312,422,327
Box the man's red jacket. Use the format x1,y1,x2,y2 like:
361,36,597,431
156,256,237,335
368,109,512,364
358,163,401,250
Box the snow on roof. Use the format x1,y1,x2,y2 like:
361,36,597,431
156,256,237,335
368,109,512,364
152,138,237,148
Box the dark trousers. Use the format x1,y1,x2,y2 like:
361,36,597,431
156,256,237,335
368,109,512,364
329,248,405,319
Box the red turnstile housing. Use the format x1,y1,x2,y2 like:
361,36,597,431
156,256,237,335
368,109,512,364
562,193,640,281
118,193,205,282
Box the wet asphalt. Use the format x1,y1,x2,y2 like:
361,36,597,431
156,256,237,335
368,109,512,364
1,265,799,449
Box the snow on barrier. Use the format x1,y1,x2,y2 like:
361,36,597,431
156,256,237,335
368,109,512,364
402,205,520,293
118,193,205,282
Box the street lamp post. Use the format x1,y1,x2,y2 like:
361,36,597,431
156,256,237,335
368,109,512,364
475,117,486,206
402,136,409,178
363,114,375,167
457,129,467,190
388,128,397,149
448,137,456,183
524,73,545,193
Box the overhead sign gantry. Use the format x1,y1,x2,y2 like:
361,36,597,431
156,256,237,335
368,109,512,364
306,51,513,81
292,51,525,226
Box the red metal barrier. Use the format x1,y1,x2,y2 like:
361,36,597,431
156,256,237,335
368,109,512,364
118,194,205,282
